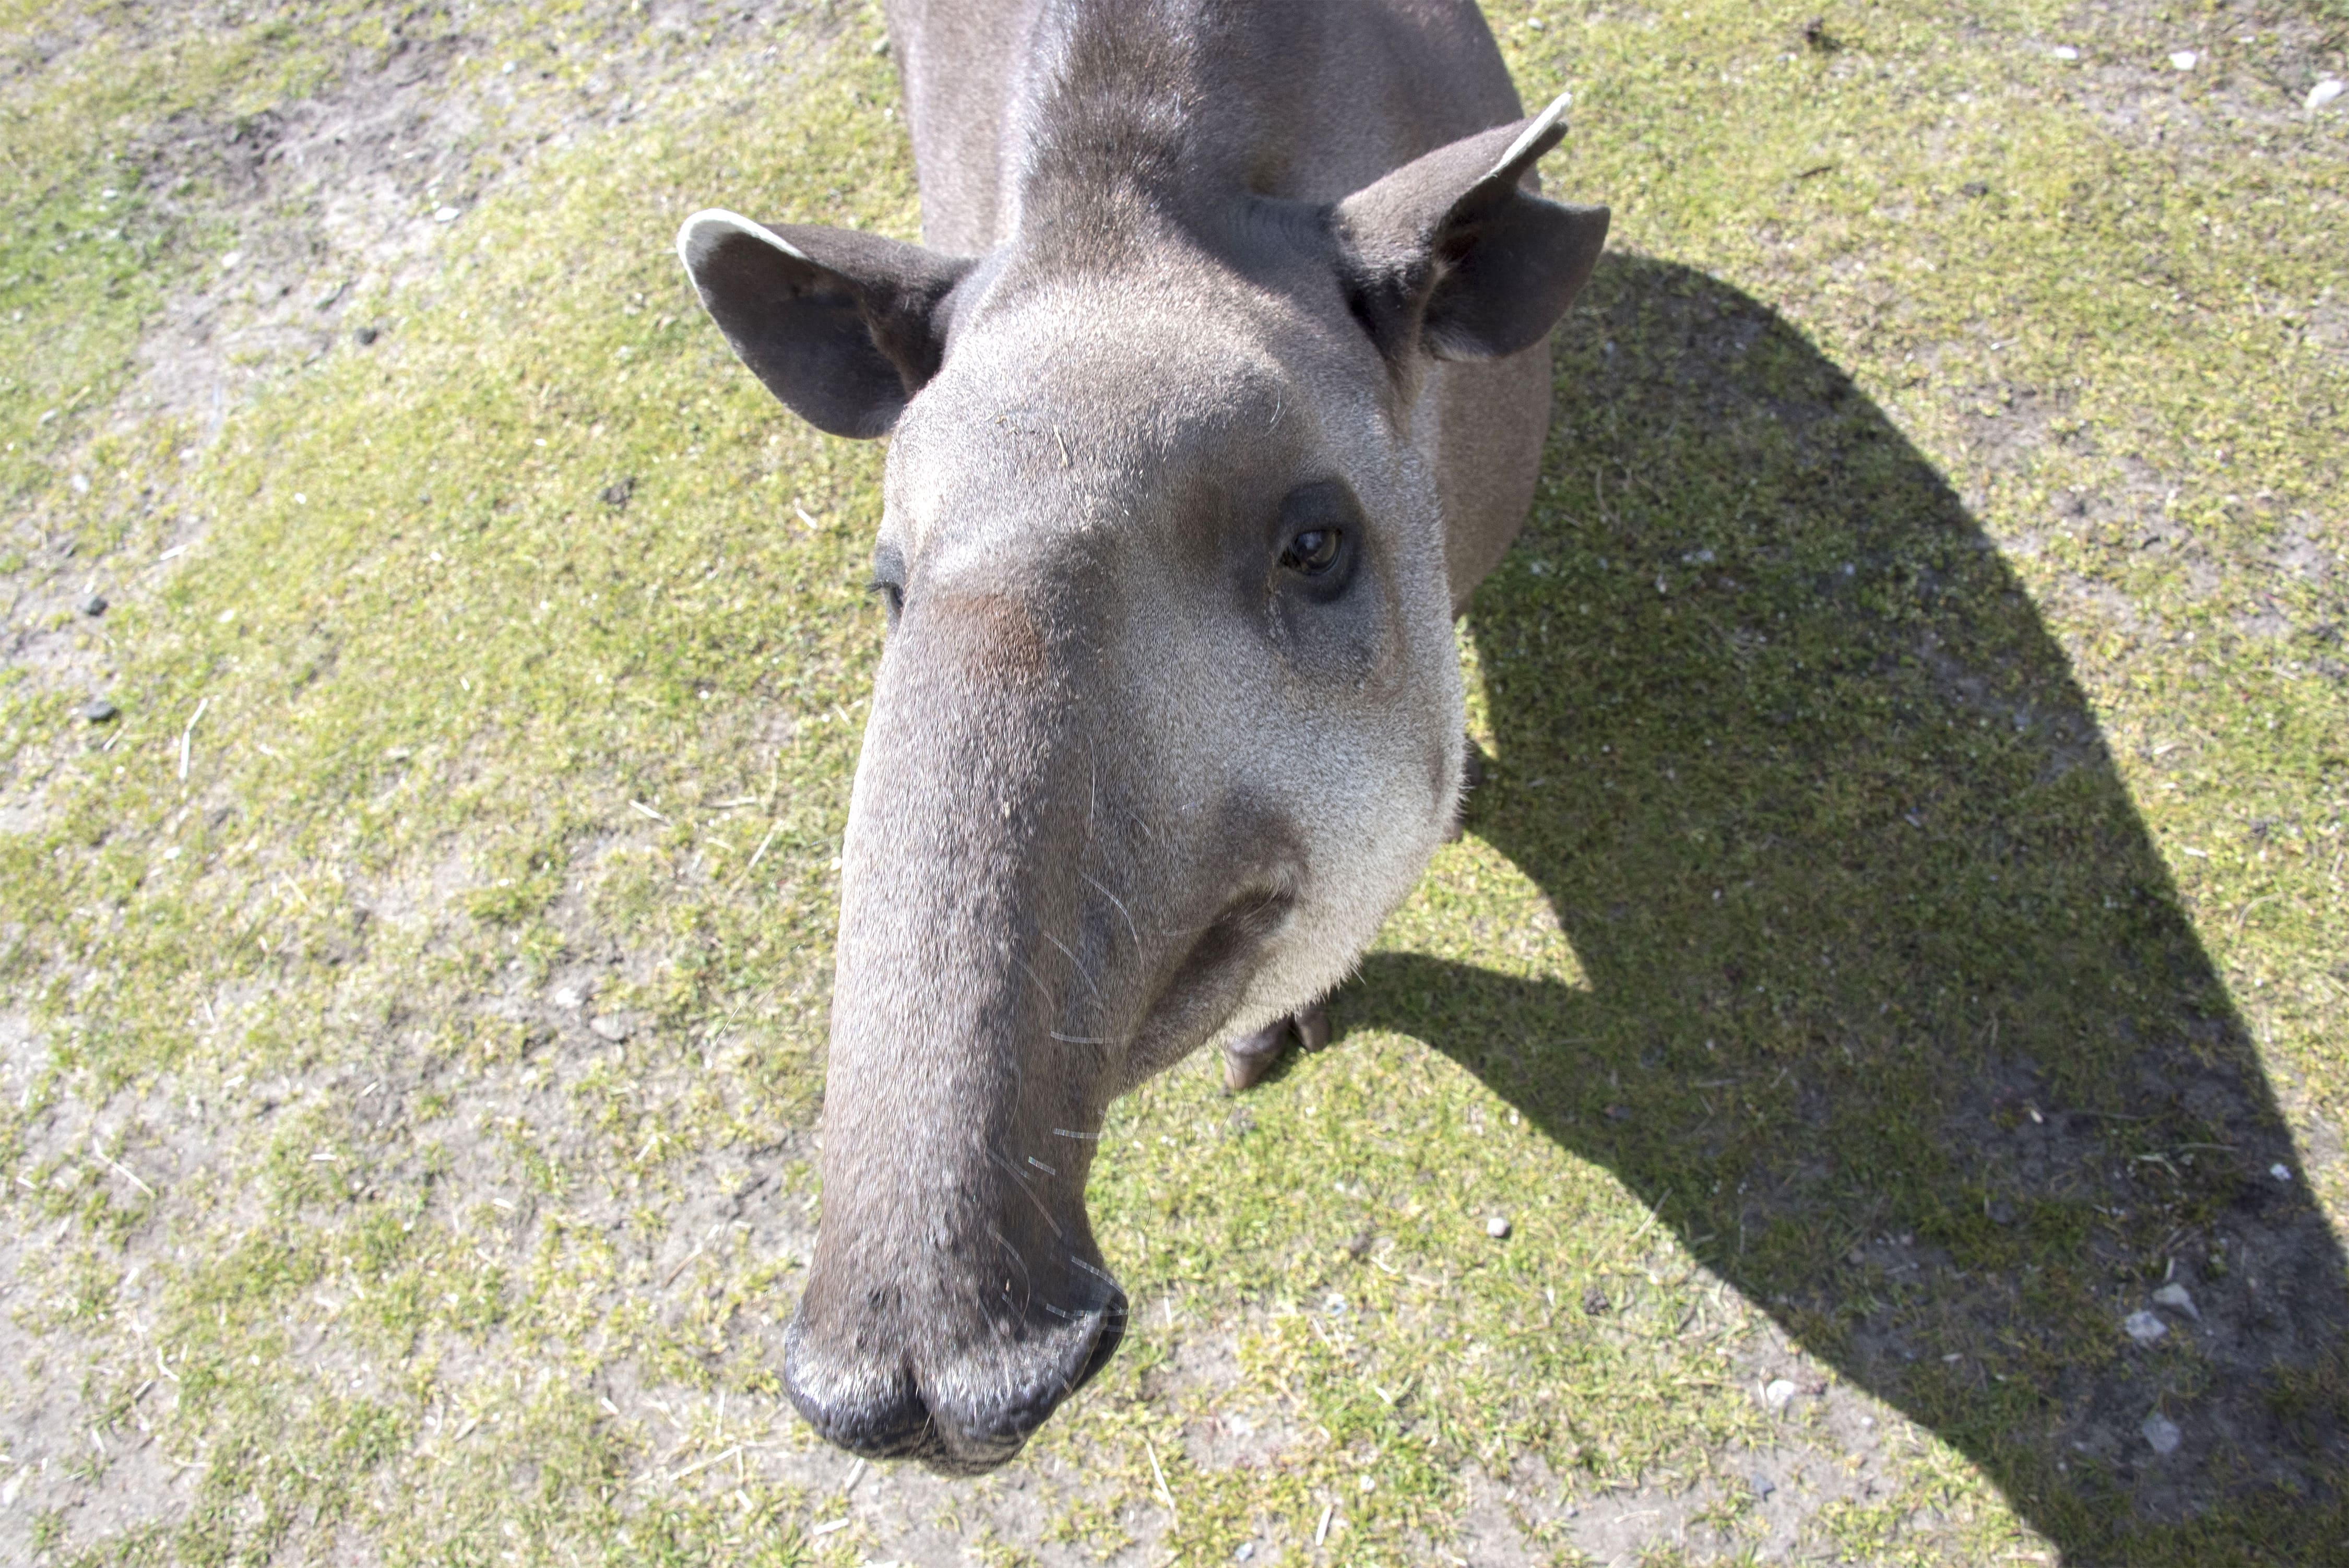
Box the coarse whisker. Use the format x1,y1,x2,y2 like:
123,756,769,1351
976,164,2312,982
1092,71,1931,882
1009,949,1058,1008
1042,930,1102,998
960,1272,1016,1343
1052,1127,1105,1140
982,1227,1039,1318
1082,871,1142,951
987,1150,1066,1241
1085,746,1098,846
1049,1030,1108,1044
982,1220,1035,1289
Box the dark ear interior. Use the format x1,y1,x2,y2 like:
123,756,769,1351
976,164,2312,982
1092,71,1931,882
1333,93,1610,365
676,210,971,438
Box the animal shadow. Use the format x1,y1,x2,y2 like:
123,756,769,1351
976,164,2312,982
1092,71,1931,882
1344,256,2349,1562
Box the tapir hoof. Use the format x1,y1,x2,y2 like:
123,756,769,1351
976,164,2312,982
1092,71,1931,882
1221,1001,1331,1092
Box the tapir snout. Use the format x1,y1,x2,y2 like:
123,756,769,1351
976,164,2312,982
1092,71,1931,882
777,552,1318,1464
783,1218,1128,1470
778,578,1138,1468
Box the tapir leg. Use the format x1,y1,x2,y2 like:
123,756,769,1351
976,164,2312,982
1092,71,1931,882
1222,1001,1332,1092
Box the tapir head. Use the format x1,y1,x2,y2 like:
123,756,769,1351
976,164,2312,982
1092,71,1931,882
678,99,1605,1471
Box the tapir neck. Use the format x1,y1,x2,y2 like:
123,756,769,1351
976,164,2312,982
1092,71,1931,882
886,0,1525,254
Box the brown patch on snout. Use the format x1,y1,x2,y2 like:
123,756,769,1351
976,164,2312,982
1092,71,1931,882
922,585,1053,672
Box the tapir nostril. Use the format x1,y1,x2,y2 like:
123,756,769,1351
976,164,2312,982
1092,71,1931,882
779,1315,938,1462
782,1282,1129,1472
918,1285,1128,1471
1073,1286,1128,1392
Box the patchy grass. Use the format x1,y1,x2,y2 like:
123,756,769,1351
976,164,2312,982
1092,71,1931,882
2,1,2345,1564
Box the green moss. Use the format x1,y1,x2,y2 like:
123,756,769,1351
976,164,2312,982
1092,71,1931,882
3,0,2345,1563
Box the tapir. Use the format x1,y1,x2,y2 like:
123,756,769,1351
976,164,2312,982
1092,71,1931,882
676,0,1607,1472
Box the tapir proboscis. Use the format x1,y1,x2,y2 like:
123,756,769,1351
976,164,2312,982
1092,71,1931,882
677,0,1607,1472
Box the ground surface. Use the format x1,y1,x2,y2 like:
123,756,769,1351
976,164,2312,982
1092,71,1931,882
1,1,2345,1564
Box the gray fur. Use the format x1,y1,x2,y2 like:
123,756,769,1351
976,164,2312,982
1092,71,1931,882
675,0,1606,1471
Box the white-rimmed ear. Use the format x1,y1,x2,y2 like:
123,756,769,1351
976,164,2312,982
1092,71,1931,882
1331,92,1609,363
676,209,972,438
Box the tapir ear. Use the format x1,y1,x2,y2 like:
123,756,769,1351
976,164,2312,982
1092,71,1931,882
1331,92,1609,364
676,209,972,439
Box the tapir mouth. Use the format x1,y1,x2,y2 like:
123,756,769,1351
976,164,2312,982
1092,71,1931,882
780,1280,1129,1474
1156,880,1299,1014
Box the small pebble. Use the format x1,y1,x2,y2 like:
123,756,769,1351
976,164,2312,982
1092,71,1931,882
80,593,108,616
2152,1282,2199,1321
2271,1162,2293,1183
2123,1309,2168,1346
1763,1377,1797,1412
1485,1215,1511,1240
2310,79,2345,113
1750,1471,1776,1499
2169,50,2197,72
81,698,117,723
1581,1285,1611,1315
589,1013,633,1042
2141,1412,2181,1455
433,205,461,223
1233,1543,1255,1562
552,988,583,1011
2051,45,2080,61
355,326,379,346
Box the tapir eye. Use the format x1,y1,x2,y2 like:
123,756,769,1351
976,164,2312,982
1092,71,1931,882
1280,527,1343,575
1274,479,1362,599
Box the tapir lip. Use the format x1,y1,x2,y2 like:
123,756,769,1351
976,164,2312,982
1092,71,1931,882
1168,878,1300,994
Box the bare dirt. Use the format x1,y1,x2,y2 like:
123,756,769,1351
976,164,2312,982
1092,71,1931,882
4,1,2345,1563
